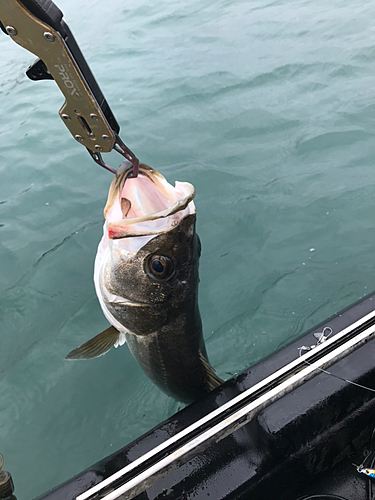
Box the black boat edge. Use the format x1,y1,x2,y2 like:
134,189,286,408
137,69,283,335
35,291,375,500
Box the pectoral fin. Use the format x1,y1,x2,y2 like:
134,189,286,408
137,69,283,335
65,326,122,360
199,352,224,391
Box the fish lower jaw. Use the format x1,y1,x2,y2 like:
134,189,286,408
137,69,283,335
101,284,152,308
96,294,134,339
100,285,132,306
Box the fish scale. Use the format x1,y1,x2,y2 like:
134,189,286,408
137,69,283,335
66,162,223,403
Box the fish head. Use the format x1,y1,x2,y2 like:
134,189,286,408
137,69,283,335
94,162,200,336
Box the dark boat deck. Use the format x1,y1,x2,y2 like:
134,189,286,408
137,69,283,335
37,292,375,500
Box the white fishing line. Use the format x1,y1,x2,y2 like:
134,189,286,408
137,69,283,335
298,328,375,394
77,310,375,500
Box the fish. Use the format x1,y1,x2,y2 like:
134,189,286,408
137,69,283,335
66,161,223,404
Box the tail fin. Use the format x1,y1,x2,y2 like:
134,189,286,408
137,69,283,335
199,352,224,391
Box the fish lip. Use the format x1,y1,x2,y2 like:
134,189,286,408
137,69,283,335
102,288,152,307
110,298,149,307
106,190,195,239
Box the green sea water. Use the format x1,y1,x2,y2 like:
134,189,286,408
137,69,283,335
1,0,375,497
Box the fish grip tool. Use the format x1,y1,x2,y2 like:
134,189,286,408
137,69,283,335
0,0,139,176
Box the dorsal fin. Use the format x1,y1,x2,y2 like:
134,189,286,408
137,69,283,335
199,352,224,391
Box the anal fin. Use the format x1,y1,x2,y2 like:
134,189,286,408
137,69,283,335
199,352,224,391
65,326,122,360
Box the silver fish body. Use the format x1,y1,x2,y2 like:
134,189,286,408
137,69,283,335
67,162,221,403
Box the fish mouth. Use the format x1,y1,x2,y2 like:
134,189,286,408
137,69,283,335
104,162,195,239
102,286,149,307
107,298,149,308
96,284,152,335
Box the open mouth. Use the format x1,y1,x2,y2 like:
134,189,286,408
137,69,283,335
105,164,195,239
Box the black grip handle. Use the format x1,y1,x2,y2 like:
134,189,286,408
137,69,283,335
19,0,63,31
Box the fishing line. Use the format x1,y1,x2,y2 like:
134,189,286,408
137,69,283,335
298,330,375,500
298,358,375,394
298,328,375,394
368,451,375,500
358,427,375,500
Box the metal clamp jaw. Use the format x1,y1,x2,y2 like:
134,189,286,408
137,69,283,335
0,0,139,176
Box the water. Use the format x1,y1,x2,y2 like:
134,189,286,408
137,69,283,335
1,0,375,497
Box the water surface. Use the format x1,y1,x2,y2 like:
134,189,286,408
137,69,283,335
1,0,375,497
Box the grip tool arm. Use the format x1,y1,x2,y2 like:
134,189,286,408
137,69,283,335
0,0,139,176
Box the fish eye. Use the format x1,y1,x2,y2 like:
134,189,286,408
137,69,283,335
145,255,174,280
